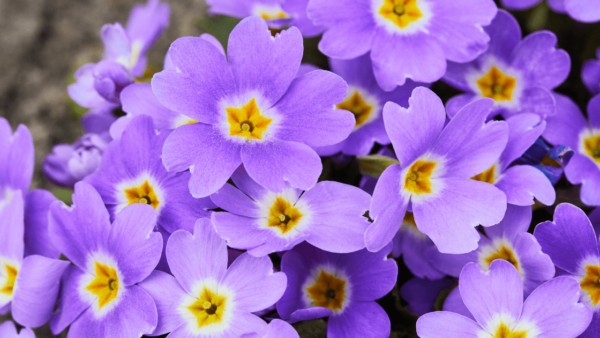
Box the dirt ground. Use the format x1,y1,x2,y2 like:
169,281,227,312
0,0,208,189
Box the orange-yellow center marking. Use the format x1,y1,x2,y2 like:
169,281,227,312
492,322,529,338
583,133,600,165
580,264,600,307
267,196,303,234
477,66,517,102
379,0,423,28
0,264,18,296
404,160,437,194
124,180,160,209
337,90,375,128
227,98,272,141
306,270,347,312
85,261,120,309
472,164,498,184
187,287,227,329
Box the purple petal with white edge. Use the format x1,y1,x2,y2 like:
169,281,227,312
101,23,129,63
68,285,157,338
302,181,371,253
211,183,259,218
484,205,532,240
413,179,506,254
428,0,496,63
482,10,522,62
500,114,546,169
460,260,523,327
433,99,508,178
0,190,24,260
338,249,397,301
162,123,241,198
0,321,35,338
228,17,302,105
511,31,570,89
543,93,586,149
587,94,600,129
0,121,34,192
372,31,446,89
534,203,599,274
564,0,600,23
261,319,299,338
416,311,480,338
139,270,187,336
167,219,227,294
24,189,60,258
308,0,375,59
221,253,287,313
241,141,321,192
108,204,162,285
496,165,555,206
513,232,556,294
50,266,91,335
383,87,446,166
521,276,592,336
328,302,391,338
517,86,556,118
48,182,111,271
583,58,600,94
365,198,407,253
445,93,478,118
12,255,69,328
275,70,353,148
152,37,235,124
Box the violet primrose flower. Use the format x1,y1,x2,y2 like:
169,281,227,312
534,203,600,337
307,0,497,89
210,167,371,256
417,260,592,338
444,10,570,119
49,182,162,338
365,87,508,254
139,219,287,337
155,16,354,197
277,244,398,337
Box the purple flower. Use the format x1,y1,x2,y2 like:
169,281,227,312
444,10,570,119
428,205,555,295
307,0,497,89
207,0,323,37
210,168,371,256
49,182,162,337
417,260,592,338
534,203,600,337
139,219,287,336
319,55,416,155
400,277,455,316
86,116,213,234
0,190,69,328
0,321,35,338
365,87,508,254
544,94,600,205
0,118,34,194
43,133,109,188
68,0,169,109
154,17,354,197
583,48,600,95
277,244,397,337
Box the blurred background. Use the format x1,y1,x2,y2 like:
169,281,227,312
0,1,599,336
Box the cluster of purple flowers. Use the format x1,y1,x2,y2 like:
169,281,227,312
3,0,600,337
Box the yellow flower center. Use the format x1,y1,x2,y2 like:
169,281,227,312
85,261,120,309
583,133,600,165
472,164,498,184
492,322,529,338
187,287,227,329
0,263,18,296
267,196,303,235
226,98,272,141
480,242,521,272
124,180,160,209
477,66,517,102
336,90,375,128
580,264,600,307
306,270,347,312
379,0,423,29
404,160,437,195
259,10,289,20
